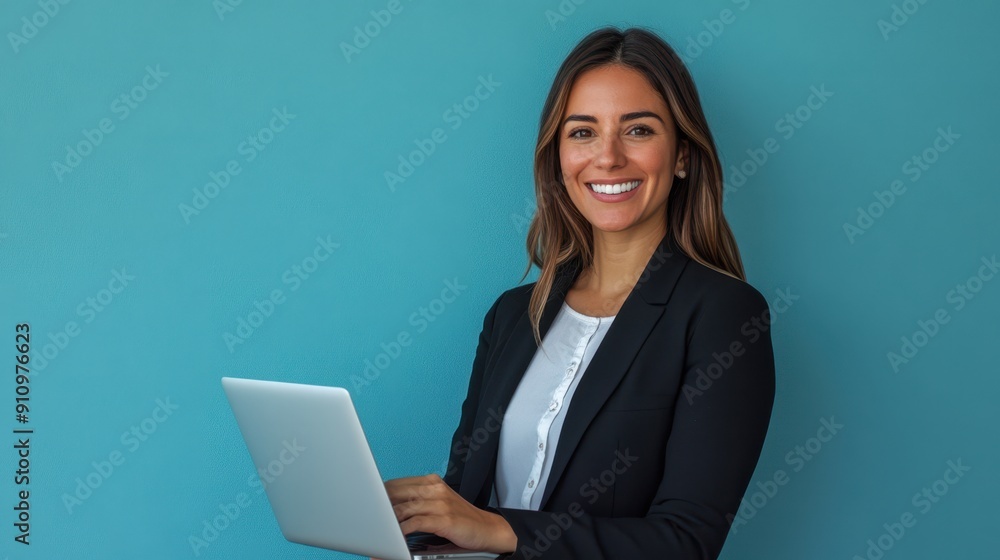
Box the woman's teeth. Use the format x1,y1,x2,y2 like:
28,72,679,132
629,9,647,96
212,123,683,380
587,180,641,194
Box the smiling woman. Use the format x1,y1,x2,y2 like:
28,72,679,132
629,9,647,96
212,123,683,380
557,64,685,258
377,26,775,560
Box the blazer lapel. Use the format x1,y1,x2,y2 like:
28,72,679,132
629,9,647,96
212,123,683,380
461,257,581,507
462,230,691,510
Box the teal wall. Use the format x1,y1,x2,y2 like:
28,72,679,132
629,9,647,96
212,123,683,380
1,1,996,558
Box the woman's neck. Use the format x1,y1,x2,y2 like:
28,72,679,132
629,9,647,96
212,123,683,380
571,220,667,305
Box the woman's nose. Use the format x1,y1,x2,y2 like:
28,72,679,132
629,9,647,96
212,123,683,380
593,135,627,169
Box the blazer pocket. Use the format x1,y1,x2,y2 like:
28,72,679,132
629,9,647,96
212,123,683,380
603,392,673,411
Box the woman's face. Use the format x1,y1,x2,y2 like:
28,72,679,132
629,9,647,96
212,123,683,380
558,64,687,235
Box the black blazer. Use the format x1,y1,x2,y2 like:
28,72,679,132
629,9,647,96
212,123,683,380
442,230,776,559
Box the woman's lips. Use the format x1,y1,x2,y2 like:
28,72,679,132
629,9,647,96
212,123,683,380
584,179,643,203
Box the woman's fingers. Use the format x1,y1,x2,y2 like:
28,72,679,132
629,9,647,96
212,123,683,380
382,473,497,549
385,473,446,503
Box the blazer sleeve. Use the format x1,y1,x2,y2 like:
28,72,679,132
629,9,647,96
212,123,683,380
493,282,776,560
443,291,505,495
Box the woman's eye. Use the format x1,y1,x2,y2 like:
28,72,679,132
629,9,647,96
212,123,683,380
628,125,654,136
568,128,593,138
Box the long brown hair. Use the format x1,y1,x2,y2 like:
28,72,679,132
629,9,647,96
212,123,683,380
521,26,746,346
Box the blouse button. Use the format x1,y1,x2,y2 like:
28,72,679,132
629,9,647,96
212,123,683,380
538,442,544,450
549,401,558,411
527,479,535,489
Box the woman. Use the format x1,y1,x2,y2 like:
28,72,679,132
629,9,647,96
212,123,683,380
377,26,775,559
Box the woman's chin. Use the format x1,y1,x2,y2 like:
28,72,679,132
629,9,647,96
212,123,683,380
585,215,642,234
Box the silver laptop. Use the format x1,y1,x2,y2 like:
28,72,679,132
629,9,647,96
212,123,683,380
221,377,500,560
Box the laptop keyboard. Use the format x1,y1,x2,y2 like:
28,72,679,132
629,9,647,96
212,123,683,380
406,531,454,551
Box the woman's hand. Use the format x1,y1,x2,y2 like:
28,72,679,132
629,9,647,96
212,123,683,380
379,473,517,555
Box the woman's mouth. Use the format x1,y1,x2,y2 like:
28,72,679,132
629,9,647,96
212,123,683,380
585,179,643,202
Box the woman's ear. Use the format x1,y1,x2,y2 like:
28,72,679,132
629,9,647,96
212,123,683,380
676,139,690,175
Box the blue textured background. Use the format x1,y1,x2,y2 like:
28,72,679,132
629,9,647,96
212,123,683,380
1,0,997,558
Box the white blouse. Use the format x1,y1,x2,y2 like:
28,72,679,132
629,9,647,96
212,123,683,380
488,301,616,510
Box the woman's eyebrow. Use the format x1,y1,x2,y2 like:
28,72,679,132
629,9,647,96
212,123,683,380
563,111,665,126
621,110,664,123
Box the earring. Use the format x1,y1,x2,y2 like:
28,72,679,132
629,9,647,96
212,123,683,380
676,170,687,179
